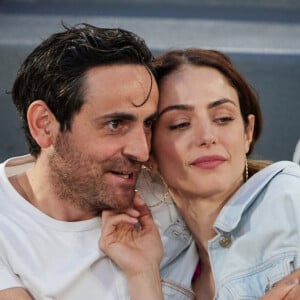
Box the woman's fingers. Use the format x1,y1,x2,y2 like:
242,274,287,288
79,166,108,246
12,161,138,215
260,278,299,300
132,191,154,228
100,211,138,253
99,190,159,256
102,212,138,228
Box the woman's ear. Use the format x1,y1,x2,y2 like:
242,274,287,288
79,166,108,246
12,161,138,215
245,114,255,154
27,100,58,149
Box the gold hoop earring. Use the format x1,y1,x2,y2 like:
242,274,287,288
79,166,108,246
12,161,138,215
154,173,170,208
244,158,249,182
139,165,170,208
137,165,174,222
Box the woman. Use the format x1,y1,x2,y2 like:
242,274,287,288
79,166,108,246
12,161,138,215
100,49,300,299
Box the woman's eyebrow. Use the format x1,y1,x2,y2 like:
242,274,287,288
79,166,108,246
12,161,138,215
208,98,237,109
158,98,236,118
158,104,193,117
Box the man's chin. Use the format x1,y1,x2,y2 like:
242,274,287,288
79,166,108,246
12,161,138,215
105,189,135,211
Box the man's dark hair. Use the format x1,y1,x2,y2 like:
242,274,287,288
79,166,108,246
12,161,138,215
12,23,154,157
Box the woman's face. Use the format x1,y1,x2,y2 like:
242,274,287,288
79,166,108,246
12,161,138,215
153,65,254,201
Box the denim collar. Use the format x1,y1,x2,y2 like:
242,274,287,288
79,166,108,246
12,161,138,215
214,161,296,233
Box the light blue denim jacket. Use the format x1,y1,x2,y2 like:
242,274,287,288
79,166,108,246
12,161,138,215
209,161,300,299
150,161,300,300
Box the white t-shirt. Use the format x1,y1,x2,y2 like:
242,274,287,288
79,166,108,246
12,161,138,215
0,156,131,299
0,155,196,300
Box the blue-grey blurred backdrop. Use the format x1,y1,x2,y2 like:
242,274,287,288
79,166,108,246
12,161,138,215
0,0,299,162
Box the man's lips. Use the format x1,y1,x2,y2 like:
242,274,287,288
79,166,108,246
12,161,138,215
191,155,226,169
109,167,140,182
110,171,134,179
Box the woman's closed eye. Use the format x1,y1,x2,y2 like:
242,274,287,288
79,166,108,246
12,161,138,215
169,121,191,130
213,116,234,125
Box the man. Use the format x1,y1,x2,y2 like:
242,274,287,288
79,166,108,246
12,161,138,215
0,23,195,299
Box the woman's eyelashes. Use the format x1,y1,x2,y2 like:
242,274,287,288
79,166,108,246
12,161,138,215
167,115,234,131
166,115,191,130
169,121,191,130
213,116,234,125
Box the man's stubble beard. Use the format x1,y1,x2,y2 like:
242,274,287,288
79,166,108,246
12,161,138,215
48,132,138,214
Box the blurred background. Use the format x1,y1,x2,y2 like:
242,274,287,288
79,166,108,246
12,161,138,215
0,0,299,162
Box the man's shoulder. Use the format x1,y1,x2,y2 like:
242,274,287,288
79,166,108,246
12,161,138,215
0,154,34,215
3,154,35,177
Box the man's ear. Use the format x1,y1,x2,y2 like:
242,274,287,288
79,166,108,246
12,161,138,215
27,100,58,149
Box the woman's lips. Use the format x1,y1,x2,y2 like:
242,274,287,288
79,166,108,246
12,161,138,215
191,155,226,169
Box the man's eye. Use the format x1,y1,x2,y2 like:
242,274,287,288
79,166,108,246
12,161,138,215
108,120,121,131
144,119,154,130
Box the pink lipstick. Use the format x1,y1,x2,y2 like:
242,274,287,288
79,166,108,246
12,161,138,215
191,155,225,169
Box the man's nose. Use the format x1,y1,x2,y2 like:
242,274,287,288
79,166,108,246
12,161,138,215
123,127,150,163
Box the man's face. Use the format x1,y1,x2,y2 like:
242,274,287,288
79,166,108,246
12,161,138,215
48,64,158,213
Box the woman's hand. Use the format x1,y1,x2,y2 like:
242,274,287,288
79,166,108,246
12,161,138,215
259,270,300,300
99,192,164,300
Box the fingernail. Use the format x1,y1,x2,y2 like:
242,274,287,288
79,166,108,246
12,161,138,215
134,222,141,231
131,209,140,217
134,190,144,200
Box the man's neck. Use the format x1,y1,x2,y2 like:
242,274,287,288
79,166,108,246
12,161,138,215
8,157,98,222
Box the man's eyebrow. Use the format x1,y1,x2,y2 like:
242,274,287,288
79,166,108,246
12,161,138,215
95,111,158,123
208,98,237,109
99,112,137,121
146,112,159,121
158,105,193,117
